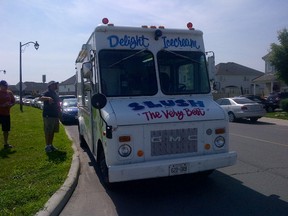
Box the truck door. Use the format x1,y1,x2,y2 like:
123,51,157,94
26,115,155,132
80,63,96,152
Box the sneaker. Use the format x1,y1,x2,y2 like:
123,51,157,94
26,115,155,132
45,145,53,153
50,145,58,151
4,144,13,148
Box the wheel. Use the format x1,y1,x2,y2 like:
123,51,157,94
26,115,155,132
198,169,215,177
98,150,110,186
250,117,259,122
228,112,236,122
78,124,87,148
195,170,215,179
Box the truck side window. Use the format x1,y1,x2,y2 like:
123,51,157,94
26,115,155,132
99,50,157,97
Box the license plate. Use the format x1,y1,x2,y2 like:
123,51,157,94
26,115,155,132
169,163,188,176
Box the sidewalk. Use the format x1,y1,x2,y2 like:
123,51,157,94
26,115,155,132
260,117,288,126
35,117,288,216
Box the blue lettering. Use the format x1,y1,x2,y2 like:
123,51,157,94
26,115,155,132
128,99,205,111
159,100,175,107
162,36,200,49
129,102,145,111
107,35,119,48
188,100,205,107
143,101,162,108
107,35,149,49
175,99,190,107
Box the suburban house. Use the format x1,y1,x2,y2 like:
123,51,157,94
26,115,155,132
214,62,265,98
252,53,288,95
10,75,76,96
58,75,76,95
9,82,47,96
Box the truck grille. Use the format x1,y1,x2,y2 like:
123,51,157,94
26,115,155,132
151,128,198,156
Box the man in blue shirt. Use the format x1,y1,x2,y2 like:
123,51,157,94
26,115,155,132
40,81,60,153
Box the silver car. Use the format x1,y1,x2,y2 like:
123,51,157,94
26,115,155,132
216,97,266,122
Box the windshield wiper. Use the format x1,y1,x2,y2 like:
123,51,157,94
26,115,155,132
161,49,201,64
109,49,147,67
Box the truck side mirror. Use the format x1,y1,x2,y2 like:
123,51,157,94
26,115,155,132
91,93,112,139
91,93,107,109
82,62,93,79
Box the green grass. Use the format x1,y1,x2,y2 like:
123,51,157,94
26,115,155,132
265,110,288,120
0,105,73,216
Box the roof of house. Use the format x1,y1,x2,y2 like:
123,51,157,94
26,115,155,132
262,52,271,61
253,73,277,83
216,62,264,76
60,75,76,85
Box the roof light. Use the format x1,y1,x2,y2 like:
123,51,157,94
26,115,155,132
158,26,165,29
187,22,193,30
102,18,109,25
142,25,148,28
150,26,157,29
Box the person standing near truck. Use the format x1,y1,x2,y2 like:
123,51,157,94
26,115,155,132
0,80,15,148
40,81,60,153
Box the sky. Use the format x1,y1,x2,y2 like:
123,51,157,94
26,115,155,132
0,0,287,85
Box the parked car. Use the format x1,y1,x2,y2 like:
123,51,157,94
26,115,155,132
59,95,76,106
265,92,288,112
60,98,78,125
240,94,267,110
22,95,35,106
216,97,266,122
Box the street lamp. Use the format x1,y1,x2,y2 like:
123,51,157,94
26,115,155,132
19,41,39,112
0,70,6,74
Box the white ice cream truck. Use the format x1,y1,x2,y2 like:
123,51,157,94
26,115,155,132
75,18,237,186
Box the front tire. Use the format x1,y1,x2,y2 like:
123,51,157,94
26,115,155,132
98,150,110,186
228,112,236,122
78,124,87,148
198,169,215,177
250,117,259,122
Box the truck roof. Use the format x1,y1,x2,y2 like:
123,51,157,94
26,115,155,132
94,24,203,35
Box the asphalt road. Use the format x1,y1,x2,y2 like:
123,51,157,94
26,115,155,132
60,118,288,216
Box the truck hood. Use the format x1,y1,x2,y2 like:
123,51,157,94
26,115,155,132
101,96,226,126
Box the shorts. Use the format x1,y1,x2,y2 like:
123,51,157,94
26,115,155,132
43,117,59,134
0,115,10,132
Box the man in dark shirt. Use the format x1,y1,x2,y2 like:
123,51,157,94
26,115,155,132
40,81,60,152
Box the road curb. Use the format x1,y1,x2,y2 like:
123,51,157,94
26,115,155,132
35,139,80,216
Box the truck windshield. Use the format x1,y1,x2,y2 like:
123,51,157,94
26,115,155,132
157,50,210,94
99,50,157,97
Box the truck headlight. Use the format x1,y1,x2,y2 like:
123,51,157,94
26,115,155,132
214,136,225,148
118,144,132,157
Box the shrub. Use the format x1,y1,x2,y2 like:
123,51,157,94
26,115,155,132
280,99,288,111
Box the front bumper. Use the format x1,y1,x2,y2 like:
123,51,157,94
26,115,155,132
108,151,237,182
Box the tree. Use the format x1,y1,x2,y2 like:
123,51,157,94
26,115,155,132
269,28,288,85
